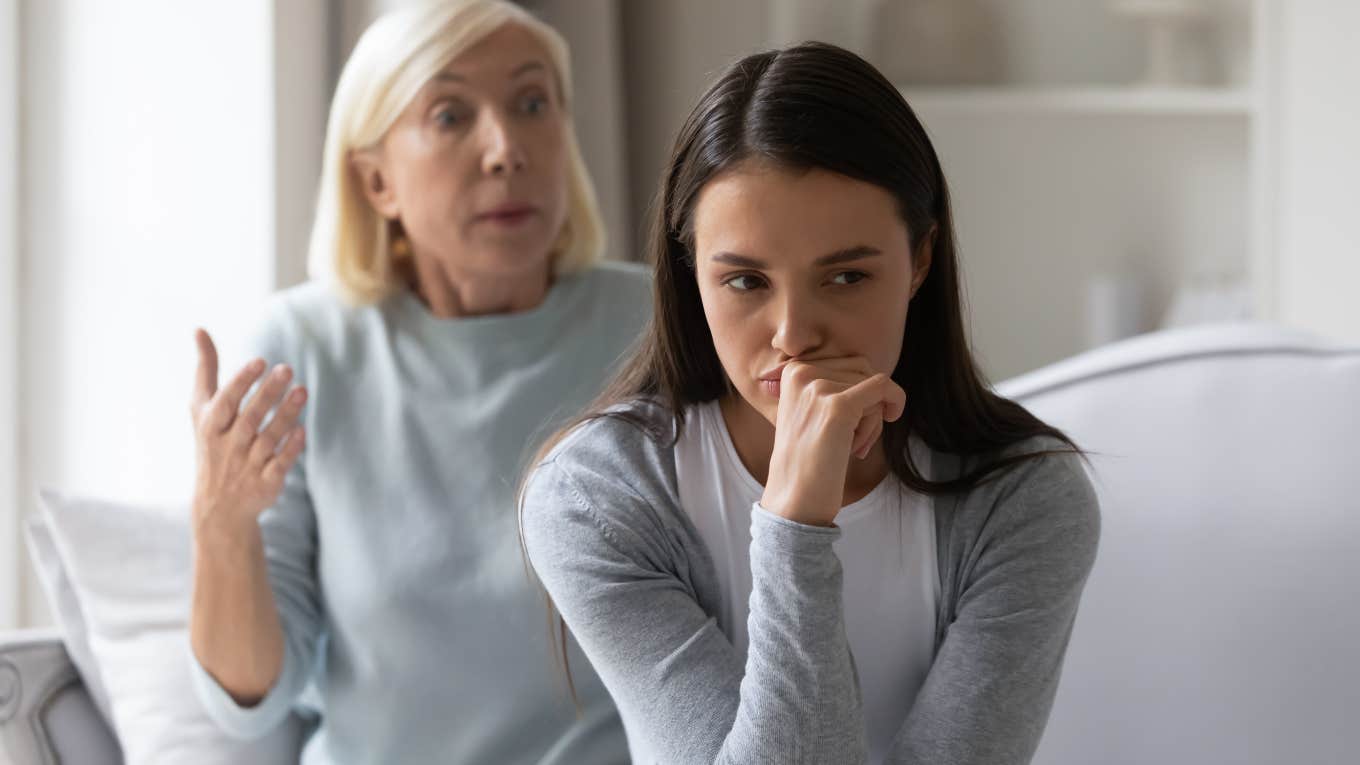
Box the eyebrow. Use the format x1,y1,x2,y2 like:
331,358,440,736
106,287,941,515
432,61,547,84
710,245,883,269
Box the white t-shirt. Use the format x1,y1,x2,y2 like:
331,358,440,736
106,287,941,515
674,400,940,764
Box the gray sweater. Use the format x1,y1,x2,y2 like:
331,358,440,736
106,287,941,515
520,400,1101,764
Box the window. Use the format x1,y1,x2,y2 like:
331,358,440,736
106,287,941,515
1,0,21,629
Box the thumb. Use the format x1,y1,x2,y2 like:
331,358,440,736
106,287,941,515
191,328,219,413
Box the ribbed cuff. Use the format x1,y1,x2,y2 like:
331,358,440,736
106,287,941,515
186,640,297,740
750,502,841,556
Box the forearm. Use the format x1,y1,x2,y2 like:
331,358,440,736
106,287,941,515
188,520,285,707
730,505,866,763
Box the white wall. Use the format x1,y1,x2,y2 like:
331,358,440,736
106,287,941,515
531,0,633,259
621,0,771,230
928,113,1250,379
274,1,329,288
1272,1,1360,343
1,0,20,629
18,1,281,627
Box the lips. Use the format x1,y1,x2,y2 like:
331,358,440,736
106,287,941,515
758,363,787,382
475,204,537,223
758,363,786,398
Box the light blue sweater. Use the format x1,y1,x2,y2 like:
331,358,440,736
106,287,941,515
189,262,650,764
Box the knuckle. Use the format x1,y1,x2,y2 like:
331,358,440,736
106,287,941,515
239,410,263,432
826,396,852,420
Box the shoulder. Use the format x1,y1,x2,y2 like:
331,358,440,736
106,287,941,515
533,397,677,505
581,259,651,291
952,435,1101,571
569,261,652,316
247,281,379,371
521,398,682,551
251,281,354,346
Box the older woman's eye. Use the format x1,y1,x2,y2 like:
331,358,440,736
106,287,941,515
723,274,766,292
519,93,549,116
830,271,869,286
432,100,472,129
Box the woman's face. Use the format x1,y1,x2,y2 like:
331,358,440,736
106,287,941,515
691,162,931,425
356,23,569,279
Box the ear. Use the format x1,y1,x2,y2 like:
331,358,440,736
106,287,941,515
349,148,401,219
910,224,937,300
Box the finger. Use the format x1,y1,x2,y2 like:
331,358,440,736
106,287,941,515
840,372,907,423
783,359,869,392
850,405,884,459
263,426,306,485
840,372,894,413
231,364,294,445
249,385,307,467
203,358,268,433
881,378,907,422
191,329,219,415
801,355,875,377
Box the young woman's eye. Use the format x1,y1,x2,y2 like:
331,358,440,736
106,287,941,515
722,274,766,292
830,271,869,286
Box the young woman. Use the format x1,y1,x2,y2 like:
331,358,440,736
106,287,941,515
186,2,644,762
520,42,1101,764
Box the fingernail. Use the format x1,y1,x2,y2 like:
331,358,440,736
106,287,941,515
250,359,266,373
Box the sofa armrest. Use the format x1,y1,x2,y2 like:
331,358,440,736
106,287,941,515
1,629,121,765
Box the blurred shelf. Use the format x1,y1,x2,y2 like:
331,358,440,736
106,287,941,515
898,86,1256,116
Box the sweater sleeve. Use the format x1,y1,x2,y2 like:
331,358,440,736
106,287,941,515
521,455,868,764
188,300,326,739
886,450,1101,764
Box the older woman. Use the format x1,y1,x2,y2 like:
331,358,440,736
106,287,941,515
185,2,645,763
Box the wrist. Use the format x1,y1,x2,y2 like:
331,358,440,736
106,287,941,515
757,493,836,528
192,507,263,561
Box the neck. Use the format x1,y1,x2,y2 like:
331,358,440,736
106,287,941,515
718,392,891,507
404,251,551,318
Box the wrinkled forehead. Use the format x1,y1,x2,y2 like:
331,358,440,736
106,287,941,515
425,22,559,95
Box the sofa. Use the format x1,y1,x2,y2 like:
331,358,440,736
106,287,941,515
3,321,1357,763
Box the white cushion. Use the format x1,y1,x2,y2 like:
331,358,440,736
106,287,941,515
25,515,115,723
998,322,1360,765
36,489,303,764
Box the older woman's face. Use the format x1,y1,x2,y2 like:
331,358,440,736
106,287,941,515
364,23,569,279
692,162,930,425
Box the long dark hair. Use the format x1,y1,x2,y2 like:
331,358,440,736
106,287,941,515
523,40,1083,702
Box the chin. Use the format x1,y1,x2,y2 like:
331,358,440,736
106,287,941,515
471,244,553,276
736,389,778,427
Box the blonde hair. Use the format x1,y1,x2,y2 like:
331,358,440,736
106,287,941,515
310,0,606,305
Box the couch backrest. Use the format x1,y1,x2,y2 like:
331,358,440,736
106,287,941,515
998,322,1360,765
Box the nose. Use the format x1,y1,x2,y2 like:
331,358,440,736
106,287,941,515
770,292,823,359
480,110,527,177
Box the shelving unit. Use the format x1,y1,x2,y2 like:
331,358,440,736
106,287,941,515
877,0,1271,380
899,87,1254,116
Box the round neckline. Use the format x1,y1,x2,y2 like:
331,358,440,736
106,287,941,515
701,399,898,526
389,270,581,339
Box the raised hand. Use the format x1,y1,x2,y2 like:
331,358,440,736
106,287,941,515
188,329,307,539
